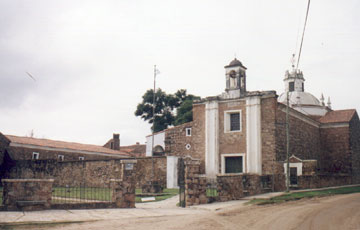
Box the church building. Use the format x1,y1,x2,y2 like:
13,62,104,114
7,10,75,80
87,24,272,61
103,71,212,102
147,58,360,189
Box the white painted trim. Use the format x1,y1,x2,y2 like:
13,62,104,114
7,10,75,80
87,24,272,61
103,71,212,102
32,152,39,159
221,153,245,174
246,96,262,174
320,123,349,129
280,107,320,128
10,143,127,158
224,109,242,133
58,155,64,161
205,101,219,178
166,156,179,188
186,128,192,136
289,154,302,162
283,162,303,176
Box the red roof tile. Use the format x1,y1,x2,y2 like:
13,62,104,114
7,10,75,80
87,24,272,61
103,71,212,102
5,135,130,157
319,109,356,124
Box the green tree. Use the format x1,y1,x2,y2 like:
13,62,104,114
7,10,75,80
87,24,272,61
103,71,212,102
135,89,200,132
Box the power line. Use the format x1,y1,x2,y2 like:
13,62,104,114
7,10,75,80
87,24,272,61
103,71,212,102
296,0,311,69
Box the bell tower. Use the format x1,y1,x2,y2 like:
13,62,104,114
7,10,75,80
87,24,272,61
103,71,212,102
224,58,247,98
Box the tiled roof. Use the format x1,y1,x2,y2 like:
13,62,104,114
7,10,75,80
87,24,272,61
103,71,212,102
319,109,356,124
120,144,146,157
5,135,130,156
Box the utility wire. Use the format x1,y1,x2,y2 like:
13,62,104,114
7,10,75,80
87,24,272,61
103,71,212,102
296,0,311,69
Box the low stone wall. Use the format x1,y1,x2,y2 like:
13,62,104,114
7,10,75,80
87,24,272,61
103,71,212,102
2,179,54,211
135,156,167,189
298,174,352,189
2,160,137,211
4,157,166,189
216,175,244,202
183,157,287,206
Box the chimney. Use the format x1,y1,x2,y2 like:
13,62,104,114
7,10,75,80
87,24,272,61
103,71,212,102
113,133,120,150
136,142,140,145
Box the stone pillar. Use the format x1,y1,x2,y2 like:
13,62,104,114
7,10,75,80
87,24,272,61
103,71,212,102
110,159,137,208
184,158,208,206
2,179,54,211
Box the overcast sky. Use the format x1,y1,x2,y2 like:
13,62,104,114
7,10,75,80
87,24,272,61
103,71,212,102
1,0,359,146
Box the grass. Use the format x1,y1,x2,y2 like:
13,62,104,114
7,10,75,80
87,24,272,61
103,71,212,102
52,187,112,203
247,186,360,205
51,187,178,203
135,188,179,203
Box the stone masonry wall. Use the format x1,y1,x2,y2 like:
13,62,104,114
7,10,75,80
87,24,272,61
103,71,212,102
298,174,351,189
165,122,196,158
2,179,54,211
319,126,351,174
275,106,321,165
349,113,360,183
0,134,10,166
135,156,167,189
4,156,166,189
186,103,206,173
184,159,208,206
4,160,123,187
218,99,247,158
261,96,278,174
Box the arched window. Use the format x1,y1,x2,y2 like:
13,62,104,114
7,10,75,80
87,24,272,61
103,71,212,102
153,145,165,156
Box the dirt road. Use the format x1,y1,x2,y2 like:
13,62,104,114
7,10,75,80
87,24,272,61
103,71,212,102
5,193,360,230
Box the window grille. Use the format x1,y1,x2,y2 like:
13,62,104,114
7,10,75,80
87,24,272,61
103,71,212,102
225,156,243,173
230,113,240,131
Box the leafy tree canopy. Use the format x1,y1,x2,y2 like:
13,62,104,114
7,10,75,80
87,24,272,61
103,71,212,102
135,89,200,132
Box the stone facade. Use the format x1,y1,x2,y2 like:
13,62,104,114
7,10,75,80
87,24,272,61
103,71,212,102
0,133,10,166
184,159,208,206
160,59,360,197
183,158,286,206
275,104,321,163
3,157,165,189
2,160,137,211
319,126,351,174
298,175,351,189
135,156,167,189
2,179,54,211
349,113,360,183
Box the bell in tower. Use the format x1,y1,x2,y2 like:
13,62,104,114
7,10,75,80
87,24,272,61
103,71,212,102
224,58,247,98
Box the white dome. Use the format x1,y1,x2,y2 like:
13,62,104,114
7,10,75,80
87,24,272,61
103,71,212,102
278,91,320,106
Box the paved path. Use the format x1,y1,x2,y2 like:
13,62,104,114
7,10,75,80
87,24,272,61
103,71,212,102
1,185,360,230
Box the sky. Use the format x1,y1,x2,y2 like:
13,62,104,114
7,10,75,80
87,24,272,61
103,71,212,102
1,0,359,146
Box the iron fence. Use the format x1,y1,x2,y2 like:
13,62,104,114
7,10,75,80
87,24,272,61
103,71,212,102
51,184,112,204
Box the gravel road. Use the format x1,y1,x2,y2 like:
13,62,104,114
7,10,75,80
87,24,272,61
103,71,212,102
3,193,360,230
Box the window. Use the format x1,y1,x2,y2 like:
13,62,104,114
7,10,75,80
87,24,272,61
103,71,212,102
186,128,192,136
302,82,304,92
32,152,39,160
110,142,114,149
230,113,240,131
289,82,295,92
79,157,85,161
224,110,242,133
185,144,191,150
221,154,245,174
58,155,64,161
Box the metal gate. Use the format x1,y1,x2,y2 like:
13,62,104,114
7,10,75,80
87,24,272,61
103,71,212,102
178,158,186,207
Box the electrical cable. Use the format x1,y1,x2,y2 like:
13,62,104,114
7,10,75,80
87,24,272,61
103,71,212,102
296,0,311,69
